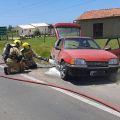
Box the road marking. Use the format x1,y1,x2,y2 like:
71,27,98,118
20,74,44,83
20,73,120,118
0,65,120,117
52,87,120,117
0,65,4,68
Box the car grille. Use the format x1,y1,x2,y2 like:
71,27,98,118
87,61,108,67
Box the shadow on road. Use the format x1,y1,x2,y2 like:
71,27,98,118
65,76,118,86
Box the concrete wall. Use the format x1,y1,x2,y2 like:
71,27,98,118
78,17,120,38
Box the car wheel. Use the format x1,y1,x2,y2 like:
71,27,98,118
60,62,69,80
29,64,37,69
108,72,118,82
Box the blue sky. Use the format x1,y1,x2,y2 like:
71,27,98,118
0,0,120,26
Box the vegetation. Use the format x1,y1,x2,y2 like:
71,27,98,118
33,30,41,36
0,37,119,58
95,39,108,48
0,36,56,57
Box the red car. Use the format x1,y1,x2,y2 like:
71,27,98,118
51,23,119,80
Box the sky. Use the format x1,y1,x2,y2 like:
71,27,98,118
0,0,120,26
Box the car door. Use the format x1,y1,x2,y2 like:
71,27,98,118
52,39,63,63
104,38,120,59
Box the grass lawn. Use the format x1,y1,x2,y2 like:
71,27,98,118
95,39,108,48
0,36,56,58
0,37,119,58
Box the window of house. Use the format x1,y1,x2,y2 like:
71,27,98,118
93,23,103,38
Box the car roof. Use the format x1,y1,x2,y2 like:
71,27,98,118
60,36,92,39
54,23,80,28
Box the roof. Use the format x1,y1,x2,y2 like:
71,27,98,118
54,23,80,28
31,23,49,27
18,25,35,29
75,8,120,20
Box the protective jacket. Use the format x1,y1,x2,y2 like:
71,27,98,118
6,46,22,65
20,48,39,68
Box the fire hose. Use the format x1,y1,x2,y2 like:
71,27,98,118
0,62,120,113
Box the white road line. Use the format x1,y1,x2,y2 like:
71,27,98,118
20,74,44,83
0,65,4,68
20,73,120,118
52,87,120,118
0,65,120,117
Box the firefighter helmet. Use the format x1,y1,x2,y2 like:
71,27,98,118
22,42,30,49
14,40,22,47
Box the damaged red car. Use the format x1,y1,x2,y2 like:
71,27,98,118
51,23,119,80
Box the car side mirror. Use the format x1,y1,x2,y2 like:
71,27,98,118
55,46,61,50
104,45,111,51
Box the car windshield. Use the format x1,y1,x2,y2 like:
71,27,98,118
57,28,80,38
64,38,101,49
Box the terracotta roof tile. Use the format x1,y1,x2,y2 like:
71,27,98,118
75,8,120,20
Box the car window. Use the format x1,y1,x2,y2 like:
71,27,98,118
57,28,80,38
55,39,63,49
118,38,120,47
64,40,79,49
64,38,101,49
87,40,101,49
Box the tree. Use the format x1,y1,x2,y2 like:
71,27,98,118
8,25,13,31
33,30,41,36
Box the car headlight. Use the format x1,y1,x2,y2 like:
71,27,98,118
71,58,87,67
108,58,119,65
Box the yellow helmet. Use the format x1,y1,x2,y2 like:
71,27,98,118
22,42,30,49
14,40,22,47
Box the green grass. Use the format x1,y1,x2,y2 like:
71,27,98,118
0,37,119,58
95,39,108,48
0,36,56,57
23,36,56,57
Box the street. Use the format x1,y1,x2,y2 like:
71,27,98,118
0,66,120,120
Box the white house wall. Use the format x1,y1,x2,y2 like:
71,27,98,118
36,26,49,34
16,24,49,36
16,26,35,36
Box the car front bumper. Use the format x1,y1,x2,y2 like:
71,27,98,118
66,64,120,76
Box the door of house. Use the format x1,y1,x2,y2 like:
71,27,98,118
93,23,103,38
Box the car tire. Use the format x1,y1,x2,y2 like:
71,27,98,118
60,61,69,80
108,72,118,82
29,64,37,69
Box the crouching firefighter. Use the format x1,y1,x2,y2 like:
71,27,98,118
2,40,25,75
21,42,49,69
21,42,41,69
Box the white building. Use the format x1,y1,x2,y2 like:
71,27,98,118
31,23,49,35
16,24,36,37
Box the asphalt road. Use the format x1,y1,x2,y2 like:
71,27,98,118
0,67,120,120
26,65,120,107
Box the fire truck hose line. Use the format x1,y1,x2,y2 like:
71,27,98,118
0,72,120,113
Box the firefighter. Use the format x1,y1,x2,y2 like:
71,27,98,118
3,40,25,75
21,42,42,69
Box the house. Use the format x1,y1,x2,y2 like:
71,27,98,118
31,23,49,35
16,24,35,37
75,8,120,38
